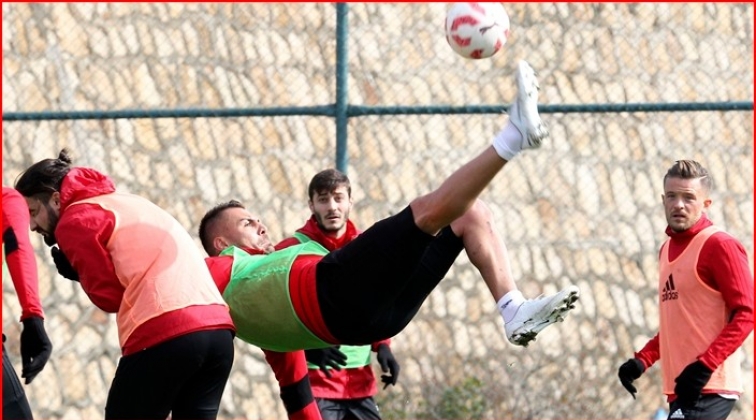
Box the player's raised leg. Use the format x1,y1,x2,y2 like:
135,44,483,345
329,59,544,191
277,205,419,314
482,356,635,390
410,60,547,235
450,199,579,347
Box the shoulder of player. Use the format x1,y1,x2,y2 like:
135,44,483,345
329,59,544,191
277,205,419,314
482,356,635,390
703,229,747,254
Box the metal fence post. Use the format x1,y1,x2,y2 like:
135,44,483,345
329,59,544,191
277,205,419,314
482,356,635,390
335,2,349,174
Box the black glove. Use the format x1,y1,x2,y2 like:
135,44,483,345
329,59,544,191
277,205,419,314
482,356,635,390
20,317,53,384
51,246,79,281
674,360,713,407
376,343,400,389
305,346,347,378
618,358,645,399
43,234,57,247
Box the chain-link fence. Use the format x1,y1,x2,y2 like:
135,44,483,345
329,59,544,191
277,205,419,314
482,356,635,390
2,3,753,419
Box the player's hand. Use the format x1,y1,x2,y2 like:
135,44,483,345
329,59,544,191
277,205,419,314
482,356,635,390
51,246,80,281
376,343,400,389
674,360,713,407
618,358,645,399
305,346,347,378
20,316,53,384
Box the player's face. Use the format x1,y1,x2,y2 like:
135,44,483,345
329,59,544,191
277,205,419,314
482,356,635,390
662,177,711,232
309,186,352,236
25,193,61,243
218,207,275,254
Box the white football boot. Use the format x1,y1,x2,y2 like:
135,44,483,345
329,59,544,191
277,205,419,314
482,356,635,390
507,60,549,151
505,285,580,347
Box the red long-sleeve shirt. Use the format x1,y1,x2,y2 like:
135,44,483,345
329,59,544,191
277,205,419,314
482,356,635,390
52,168,234,355
2,186,44,321
635,215,754,396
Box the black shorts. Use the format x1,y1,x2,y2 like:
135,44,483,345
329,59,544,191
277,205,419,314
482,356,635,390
105,329,234,420
316,206,464,344
316,397,381,420
3,342,33,420
668,394,737,420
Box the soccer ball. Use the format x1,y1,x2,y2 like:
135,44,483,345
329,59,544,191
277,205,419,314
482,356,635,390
445,3,510,59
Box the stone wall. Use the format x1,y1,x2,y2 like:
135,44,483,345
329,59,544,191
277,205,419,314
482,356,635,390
2,3,753,419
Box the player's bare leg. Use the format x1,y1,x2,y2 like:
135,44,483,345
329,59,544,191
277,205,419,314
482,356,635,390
449,199,518,301
410,60,547,235
449,199,579,347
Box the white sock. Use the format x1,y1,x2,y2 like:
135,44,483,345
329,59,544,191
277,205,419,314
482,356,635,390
497,290,525,323
492,122,524,161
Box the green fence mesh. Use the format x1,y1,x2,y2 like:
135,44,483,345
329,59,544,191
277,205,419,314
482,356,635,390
2,3,753,419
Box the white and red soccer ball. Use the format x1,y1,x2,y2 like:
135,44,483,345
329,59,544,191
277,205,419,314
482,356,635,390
445,3,510,59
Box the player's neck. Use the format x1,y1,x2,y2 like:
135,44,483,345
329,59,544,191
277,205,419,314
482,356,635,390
320,227,345,239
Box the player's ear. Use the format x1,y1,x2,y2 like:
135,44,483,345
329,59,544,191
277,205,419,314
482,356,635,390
213,236,228,254
51,191,62,211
